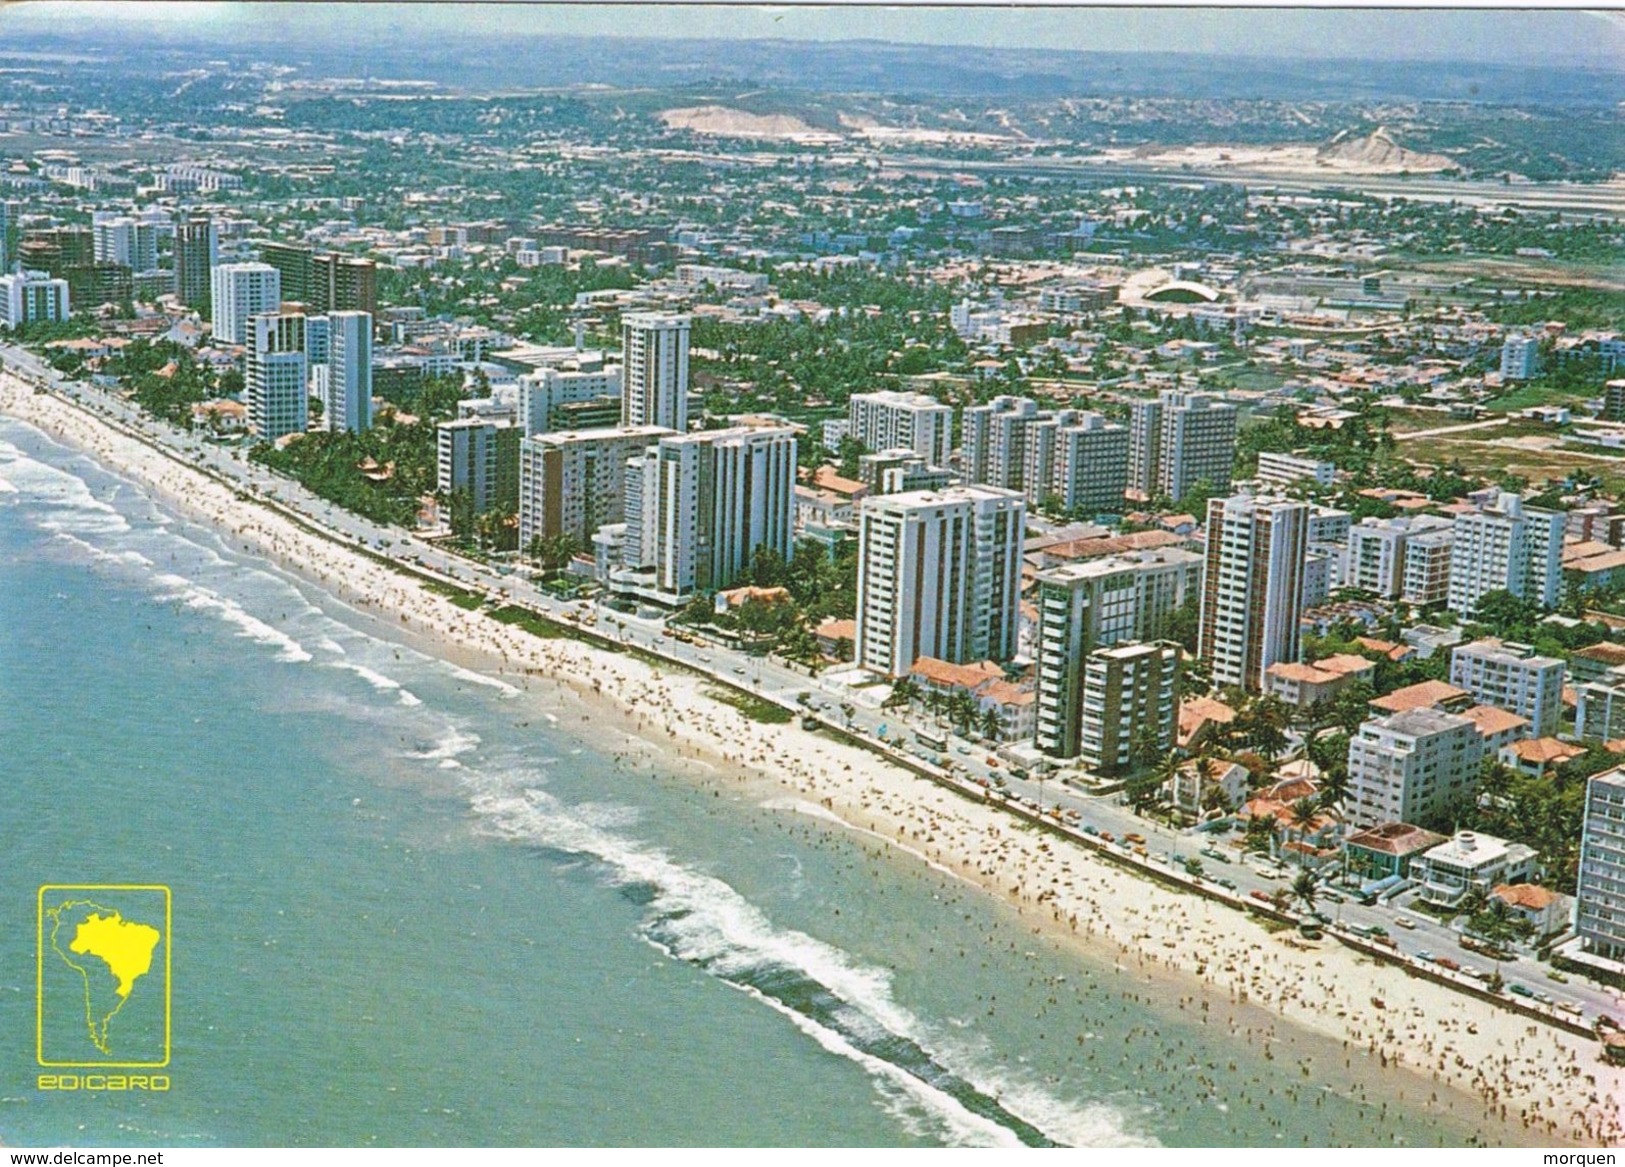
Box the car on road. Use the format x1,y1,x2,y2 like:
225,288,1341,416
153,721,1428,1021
1395,916,1417,930
732,666,747,676
1321,891,1345,904
1200,847,1230,863
1509,983,1534,998
1416,950,1434,962
1216,878,1238,891
1124,833,1146,845
956,746,971,756
1434,957,1460,972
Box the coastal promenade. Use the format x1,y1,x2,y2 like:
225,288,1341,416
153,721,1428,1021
3,357,1622,1144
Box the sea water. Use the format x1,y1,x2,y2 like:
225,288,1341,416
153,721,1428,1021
0,418,1502,1147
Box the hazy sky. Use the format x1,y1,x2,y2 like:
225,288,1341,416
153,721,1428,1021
3,2,1622,69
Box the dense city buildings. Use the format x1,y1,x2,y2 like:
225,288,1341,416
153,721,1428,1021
1448,638,1566,739
1577,768,1625,961
172,215,217,312
518,357,622,436
0,270,70,330
1075,641,1181,775
517,425,671,550
437,417,521,515
1033,549,1201,758
1447,493,1566,617
615,425,797,604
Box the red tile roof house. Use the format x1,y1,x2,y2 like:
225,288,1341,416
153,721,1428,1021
1492,883,1571,938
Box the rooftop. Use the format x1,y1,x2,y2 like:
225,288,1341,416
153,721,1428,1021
1459,704,1530,738
1345,822,1448,856
1370,680,1471,715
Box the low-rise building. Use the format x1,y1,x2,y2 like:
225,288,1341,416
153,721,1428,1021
1343,822,1449,881
1500,737,1587,777
1413,830,1540,908
1168,758,1250,817
1263,653,1375,709
1491,884,1571,937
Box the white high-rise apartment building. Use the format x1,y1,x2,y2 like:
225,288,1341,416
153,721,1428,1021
326,311,372,434
618,426,796,602
304,315,331,366
211,262,282,346
1447,493,1565,617
854,486,1024,677
1346,708,1485,830
1449,638,1565,739
620,312,690,432
245,311,308,442
1077,642,1181,776
1129,391,1237,501
848,390,953,467
962,397,1129,512
1198,494,1308,694
1346,515,1453,599
1577,768,1625,960
1033,549,1201,758
517,425,672,550
1027,411,1130,514
1403,527,1455,606
0,270,69,330
962,395,1041,492
92,216,160,272
1256,451,1336,487
437,419,520,514
518,360,622,436
1501,334,1539,381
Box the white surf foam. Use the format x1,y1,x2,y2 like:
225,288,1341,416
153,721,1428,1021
470,786,1149,1148
151,572,313,663
443,663,521,698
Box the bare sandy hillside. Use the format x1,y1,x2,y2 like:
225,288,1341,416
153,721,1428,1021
1318,127,1459,173
659,105,839,141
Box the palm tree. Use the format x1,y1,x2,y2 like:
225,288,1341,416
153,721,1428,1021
979,706,1003,743
882,677,919,712
1291,870,1319,917
1288,796,1321,866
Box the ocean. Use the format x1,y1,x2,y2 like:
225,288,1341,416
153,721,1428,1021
0,416,1500,1147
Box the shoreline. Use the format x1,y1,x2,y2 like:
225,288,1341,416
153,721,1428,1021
4,376,1620,1146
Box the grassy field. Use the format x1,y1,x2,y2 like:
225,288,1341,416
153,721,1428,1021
703,686,794,724
425,580,485,610
1418,425,1625,494
1482,384,1599,412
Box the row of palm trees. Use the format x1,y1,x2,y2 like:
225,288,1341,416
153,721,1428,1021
882,677,1006,743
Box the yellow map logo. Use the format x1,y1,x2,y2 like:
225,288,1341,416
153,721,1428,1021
38,885,171,1068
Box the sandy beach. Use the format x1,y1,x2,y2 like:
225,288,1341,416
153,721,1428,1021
5,374,1622,1146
